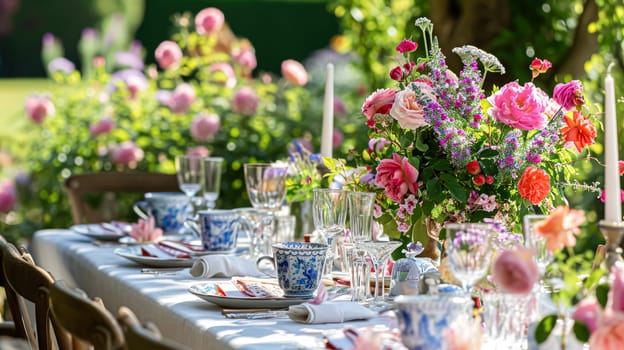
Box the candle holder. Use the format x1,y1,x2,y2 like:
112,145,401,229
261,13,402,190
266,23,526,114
598,220,624,271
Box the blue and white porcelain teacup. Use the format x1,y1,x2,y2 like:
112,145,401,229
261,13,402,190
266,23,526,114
394,294,473,350
256,242,328,298
186,209,241,252
133,192,191,233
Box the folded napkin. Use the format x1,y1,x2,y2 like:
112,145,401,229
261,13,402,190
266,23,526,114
189,256,265,278
288,301,377,324
140,244,190,259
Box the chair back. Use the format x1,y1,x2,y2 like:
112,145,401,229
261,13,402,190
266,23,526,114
1,240,72,350
0,236,29,340
63,172,179,224
49,280,124,350
117,306,189,350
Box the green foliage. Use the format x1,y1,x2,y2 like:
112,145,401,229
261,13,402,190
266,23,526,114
535,314,558,344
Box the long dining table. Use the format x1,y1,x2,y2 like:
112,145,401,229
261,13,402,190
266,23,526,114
30,229,395,350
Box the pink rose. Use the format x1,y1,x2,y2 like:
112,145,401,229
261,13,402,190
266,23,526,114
281,59,308,86
487,82,548,130
589,312,624,350
610,265,624,313
232,87,259,115
572,297,601,333
168,83,196,114
553,80,584,111
24,95,55,124
154,40,182,70
109,141,144,166
389,85,430,129
186,146,210,158
396,39,418,53
491,248,539,294
234,50,257,71
89,117,115,137
332,129,344,149
129,216,163,243
194,7,224,35
361,88,397,119
374,153,419,203
191,113,220,141
210,62,237,88
0,181,17,213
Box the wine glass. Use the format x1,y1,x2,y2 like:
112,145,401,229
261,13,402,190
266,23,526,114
201,157,224,209
243,163,289,254
523,214,553,286
445,223,493,296
358,239,402,310
312,189,348,277
175,155,203,213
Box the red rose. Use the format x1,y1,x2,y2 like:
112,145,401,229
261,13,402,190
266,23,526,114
518,166,550,205
485,175,494,185
466,160,481,175
473,174,485,186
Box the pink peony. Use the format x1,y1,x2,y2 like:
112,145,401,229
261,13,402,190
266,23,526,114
154,40,183,70
24,95,55,124
194,7,225,35
572,297,601,333
210,62,237,88
553,80,584,111
389,85,430,129
232,87,259,115
168,83,196,114
234,50,257,71
491,248,539,294
332,129,344,149
89,117,115,137
281,59,308,86
129,216,163,242
186,146,211,158
109,141,144,166
191,113,220,141
487,82,548,130
0,181,17,213
361,88,397,120
374,153,419,203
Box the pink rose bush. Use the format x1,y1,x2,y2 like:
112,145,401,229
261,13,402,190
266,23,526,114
326,17,593,253
14,5,319,234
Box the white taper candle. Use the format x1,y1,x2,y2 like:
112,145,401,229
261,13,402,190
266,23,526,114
320,63,334,159
604,63,621,222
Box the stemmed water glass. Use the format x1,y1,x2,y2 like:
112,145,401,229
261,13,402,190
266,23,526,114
201,157,224,209
243,163,289,255
358,239,402,310
445,223,493,297
312,189,348,277
175,155,203,212
347,191,376,302
523,214,552,288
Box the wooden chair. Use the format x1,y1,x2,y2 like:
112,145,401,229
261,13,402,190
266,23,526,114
0,240,72,350
63,172,179,224
0,236,28,340
49,280,124,350
116,306,190,350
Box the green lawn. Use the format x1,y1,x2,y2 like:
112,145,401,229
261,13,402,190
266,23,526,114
0,78,50,162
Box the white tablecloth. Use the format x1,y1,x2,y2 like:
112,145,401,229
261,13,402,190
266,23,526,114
31,229,393,350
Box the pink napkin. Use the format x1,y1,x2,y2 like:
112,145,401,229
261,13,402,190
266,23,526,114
140,243,190,259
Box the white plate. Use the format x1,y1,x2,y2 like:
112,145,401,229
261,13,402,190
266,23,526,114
114,246,195,268
188,283,308,309
71,223,130,241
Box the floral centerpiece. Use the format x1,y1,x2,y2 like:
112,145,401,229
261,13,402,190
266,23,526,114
330,17,597,256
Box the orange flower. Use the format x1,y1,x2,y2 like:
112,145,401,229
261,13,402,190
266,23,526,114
517,166,550,205
535,206,585,252
560,111,596,152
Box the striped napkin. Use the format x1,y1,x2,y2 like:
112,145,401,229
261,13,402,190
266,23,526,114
140,241,204,259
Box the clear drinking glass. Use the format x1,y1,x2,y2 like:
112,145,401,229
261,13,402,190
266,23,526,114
358,240,402,310
175,155,203,216
202,157,224,209
523,215,552,276
312,189,348,277
445,223,493,296
243,163,289,254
